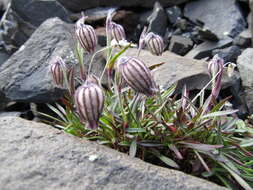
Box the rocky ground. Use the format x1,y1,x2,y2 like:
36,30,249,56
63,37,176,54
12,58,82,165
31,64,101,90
0,0,252,189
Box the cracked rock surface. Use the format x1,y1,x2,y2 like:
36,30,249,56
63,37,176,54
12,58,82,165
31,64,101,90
0,116,228,190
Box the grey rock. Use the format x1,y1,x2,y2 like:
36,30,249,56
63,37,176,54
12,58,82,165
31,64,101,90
2,0,70,47
166,6,182,25
198,28,219,42
58,0,189,12
184,0,246,39
127,48,240,92
185,37,233,59
0,17,106,103
237,48,253,87
212,45,241,63
169,35,193,56
0,116,228,190
0,111,21,117
0,0,10,10
147,2,168,36
0,18,73,103
0,50,10,66
244,88,253,114
234,29,252,48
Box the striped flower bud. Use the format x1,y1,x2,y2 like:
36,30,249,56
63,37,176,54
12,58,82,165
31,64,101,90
50,57,66,87
208,55,224,99
74,80,104,129
110,22,126,42
138,26,148,56
116,56,157,96
75,16,97,53
145,32,164,56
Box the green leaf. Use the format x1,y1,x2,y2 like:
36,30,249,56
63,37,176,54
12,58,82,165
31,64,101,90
221,163,253,190
47,104,67,123
129,139,137,158
202,110,238,119
151,149,180,169
240,139,253,148
126,128,146,133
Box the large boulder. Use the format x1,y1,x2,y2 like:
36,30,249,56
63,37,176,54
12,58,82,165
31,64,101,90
57,0,189,12
127,48,240,92
1,0,70,47
0,116,228,190
237,48,253,87
0,18,105,103
184,0,246,39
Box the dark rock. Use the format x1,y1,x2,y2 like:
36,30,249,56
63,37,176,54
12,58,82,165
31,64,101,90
184,0,246,39
244,88,253,114
1,0,70,48
185,37,233,59
169,35,193,56
212,45,241,63
0,116,228,190
237,48,253,87
166,6,182,25
198,28,219,42
57,0,190,12
234,29,252,48
0,18,73,103
96,27,107,46
0,50,10,66
127,48,239,92
147,2,168,36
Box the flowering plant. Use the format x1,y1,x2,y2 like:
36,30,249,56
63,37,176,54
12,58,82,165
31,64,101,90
42,11,253,190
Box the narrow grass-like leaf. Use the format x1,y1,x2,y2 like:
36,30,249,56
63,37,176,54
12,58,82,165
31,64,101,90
151,149,180,169
129,139,137,158
202,110,238,119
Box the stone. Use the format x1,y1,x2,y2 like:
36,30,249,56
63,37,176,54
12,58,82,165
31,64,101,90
198,28,219,42
166,6,182,25
184,0,246,39
244,88,253,114
169,35,193,56
234,29,252,48
57,0,189,12
237,48,253,87
0,50,10,66
0,0,10,11
127,48,240,92
1,0,70,47
0,18,105,103
0,116,228,190
212,45,241,63
185,37,233,59
147,2,168,36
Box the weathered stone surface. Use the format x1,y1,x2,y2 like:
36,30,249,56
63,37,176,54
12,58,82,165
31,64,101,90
244,88,253,114
185,37,233,59
0,18,105,103
0,50,10,66
2,0,70,47
184,0,246,39
0,18,73,103
212,45,241,63
0,116,228,190
166,6,182,25
237,48,253,87
127,48,240,91
57,0,189,12
0,0,10,10
147,2,168,36
169,35,193,56
234,29,252,48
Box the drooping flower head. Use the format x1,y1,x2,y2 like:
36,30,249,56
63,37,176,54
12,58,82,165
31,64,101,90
75,16,97,53
145,32,164,56
74,76,104,129
208,54,224,99
116,56,157,96
106,10,126,42
50,57,66,87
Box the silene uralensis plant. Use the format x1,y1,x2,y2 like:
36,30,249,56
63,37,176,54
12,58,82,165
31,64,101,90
42,10,253,190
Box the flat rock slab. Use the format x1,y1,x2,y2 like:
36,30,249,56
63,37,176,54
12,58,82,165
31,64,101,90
0,117,228,190
126,48,239,92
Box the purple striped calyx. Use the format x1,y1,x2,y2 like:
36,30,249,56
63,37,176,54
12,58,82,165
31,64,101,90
75,16,97,53
145,32,164,56
106,11,126,42
50,57,66,87
74,79,104,130
116,56,157,96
